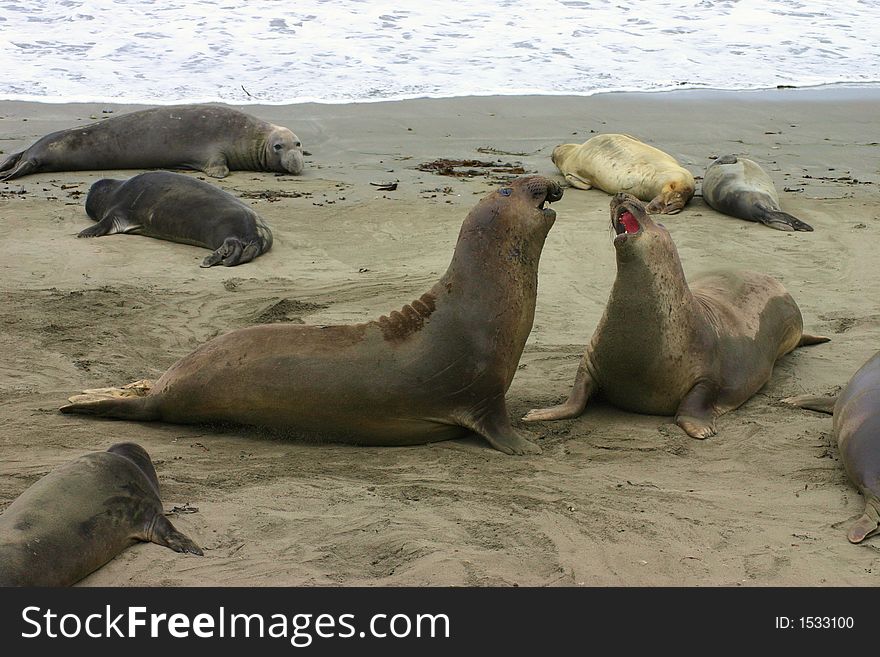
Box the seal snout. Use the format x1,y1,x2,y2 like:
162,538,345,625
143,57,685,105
545,181,564,204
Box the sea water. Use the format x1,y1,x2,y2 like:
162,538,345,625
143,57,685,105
0,0,878,104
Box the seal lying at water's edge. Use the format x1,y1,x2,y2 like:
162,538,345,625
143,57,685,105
523,193,828,439
0,443,202,587
702,155,812,231
80,171,273,267
0,104,305,180
551,133,695,214
784,351,880,543
61,176,563,455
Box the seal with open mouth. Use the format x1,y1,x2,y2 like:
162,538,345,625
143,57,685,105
60,176,562,455
523,192,828,439
551,133,695,214
784,351,880,543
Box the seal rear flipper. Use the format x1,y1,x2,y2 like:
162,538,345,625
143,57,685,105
60,394,159,421
674,380,719,439
200,237,244,267
564,172,593,190
758,208,813,232
847,501,880,543
797,333,830,347
459,407,542,455
0,152,37,181
146,514,204,555
781,393,837,414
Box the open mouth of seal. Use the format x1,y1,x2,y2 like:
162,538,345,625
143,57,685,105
538,183,563,217
612,206,642,239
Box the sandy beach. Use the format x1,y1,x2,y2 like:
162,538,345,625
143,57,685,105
0,86,878,586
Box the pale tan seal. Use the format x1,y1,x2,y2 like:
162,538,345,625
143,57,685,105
784,351,880,543
523,193,829,439
551,133,695,214
0,104,304,180
0,443,202,587
702,155,813,231
60,176,563,455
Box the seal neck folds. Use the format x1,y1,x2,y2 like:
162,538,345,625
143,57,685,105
606,193,695,331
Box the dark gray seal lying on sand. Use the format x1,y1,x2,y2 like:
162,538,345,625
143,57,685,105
0,104,304,180
81,171,273,267
0,442,202,587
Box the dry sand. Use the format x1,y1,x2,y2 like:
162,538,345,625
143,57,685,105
0,87,878,586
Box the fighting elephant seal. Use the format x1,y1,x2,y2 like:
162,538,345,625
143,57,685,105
81,171,273,267
551,133,695,214
0,443,202,587
61,176,563,455
784,351,880,543
702,155,813,231
523,193,828,439
0,104,304,180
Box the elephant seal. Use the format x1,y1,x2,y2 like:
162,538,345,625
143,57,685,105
784,351,880,543
0,443,202,587
0,104,304,180
702,155,812,231
551,133,695,214
60,176,563,455
81,171,273,267
523,192,829,439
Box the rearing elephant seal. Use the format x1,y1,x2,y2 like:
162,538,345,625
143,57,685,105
702,155,813,231
551,133,695,214
0,104,304,180
0,443,202,587
81,171,273,267
61,176,564,455
784,351,880,543
523,193,828,439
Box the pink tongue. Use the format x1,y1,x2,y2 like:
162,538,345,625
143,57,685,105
620,211,640,233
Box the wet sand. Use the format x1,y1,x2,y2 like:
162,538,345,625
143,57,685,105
1,86,878,585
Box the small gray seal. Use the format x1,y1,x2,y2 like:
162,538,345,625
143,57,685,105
784,351,880,543
0,104,304,180
702,155,812,231
81,171,273,267
523,193,829,439
0,442,202,587
60,176,563,455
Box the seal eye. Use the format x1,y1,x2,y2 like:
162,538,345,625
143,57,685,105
499,188,512,196
273,144,283,151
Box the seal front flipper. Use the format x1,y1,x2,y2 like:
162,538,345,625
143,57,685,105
0,152,37,181
460,407,541,455
674,380,719,439
203,155,230,178
77,213,134,238
564,172,593,190
847,499,880,544
522,363,595,422
758,208,813,232
145,514,203,555
781,393,837,414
